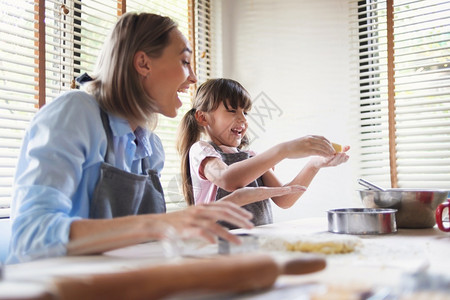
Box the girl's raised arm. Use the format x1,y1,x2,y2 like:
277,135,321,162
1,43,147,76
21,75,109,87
263,146,350,209
203,135,336,192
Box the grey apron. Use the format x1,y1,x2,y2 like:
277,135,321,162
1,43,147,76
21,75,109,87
210,142,273,228
89,110,166,219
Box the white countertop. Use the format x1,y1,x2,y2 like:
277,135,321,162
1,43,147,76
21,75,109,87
1,217,449,299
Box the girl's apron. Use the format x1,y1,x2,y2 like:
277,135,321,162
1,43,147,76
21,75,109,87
210,142,273,228
89,110,166,218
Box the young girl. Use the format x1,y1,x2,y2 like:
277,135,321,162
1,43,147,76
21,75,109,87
177,78,349,227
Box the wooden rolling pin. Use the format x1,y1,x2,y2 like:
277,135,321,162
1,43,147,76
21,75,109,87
51,253,326,300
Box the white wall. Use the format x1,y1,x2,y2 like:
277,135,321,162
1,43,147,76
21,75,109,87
218,0,362,222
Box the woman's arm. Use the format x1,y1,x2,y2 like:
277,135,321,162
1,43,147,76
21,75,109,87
68,185,303,255
68,201,254,254
8,92,106,263
203,135,336,191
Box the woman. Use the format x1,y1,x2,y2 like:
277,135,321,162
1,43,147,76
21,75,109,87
7,12,297,264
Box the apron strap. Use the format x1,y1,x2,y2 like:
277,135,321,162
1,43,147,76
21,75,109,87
141,156,151,173
208,141,222,153
100,109,116,165
208,141,246,155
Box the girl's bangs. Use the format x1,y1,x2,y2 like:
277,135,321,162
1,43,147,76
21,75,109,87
222,83,252,111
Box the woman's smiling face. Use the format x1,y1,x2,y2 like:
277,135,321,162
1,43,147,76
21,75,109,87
144,29,197,118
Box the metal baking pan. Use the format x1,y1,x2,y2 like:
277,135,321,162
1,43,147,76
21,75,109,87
328,208,397,235
218,233,259,254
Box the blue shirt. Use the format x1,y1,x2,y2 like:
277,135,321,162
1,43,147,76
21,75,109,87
7,90,165,263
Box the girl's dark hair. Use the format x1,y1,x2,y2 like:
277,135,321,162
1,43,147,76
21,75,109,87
176,78,252,205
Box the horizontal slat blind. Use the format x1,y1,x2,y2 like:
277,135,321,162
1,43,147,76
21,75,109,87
355,0,392,187
0,0,118,218
393,0,450,188
353,0,450,189
0,0,39,218
127,0,191,212
194,0,212,84
44,0,117,103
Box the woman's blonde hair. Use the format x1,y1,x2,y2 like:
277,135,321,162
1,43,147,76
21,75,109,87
86,12,177,128
177,78,253,205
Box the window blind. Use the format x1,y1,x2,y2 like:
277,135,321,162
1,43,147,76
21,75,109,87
44,0,117,102
0,0,39,218
162,0,217,210
126,0,192,212
0,0,117,218
354,0,450,189
194,0,213,84
127,0,216,212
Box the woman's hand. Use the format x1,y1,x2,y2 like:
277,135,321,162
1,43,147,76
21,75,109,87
165,186,306,244
160,201,254,245
68,201,255,255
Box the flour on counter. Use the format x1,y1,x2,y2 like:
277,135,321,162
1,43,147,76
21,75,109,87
258,232,430,272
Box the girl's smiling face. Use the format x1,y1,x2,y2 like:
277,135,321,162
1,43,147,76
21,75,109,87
204,101,249,147
144,29,197,118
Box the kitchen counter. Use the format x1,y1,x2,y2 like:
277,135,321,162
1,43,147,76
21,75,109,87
1,217,449,299
232,218,450,298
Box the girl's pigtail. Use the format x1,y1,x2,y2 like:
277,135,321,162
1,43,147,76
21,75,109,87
176,108,201,205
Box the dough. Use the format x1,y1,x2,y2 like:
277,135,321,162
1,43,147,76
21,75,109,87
332,143,343,152
259,233,361,254
285,238,358,254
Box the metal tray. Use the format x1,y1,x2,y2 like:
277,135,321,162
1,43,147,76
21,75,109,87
328,208,397,235
218,233,259,254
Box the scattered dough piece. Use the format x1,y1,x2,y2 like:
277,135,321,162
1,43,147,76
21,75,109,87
260,234,361,254
332,143,343,152
285,239,357,254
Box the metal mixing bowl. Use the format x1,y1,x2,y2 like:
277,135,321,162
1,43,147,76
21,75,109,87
359,189,449,228
328,208,397,234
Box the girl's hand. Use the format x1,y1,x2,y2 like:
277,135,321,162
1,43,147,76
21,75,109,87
310,145,350,169
220,185,306,207
283,135,336,159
